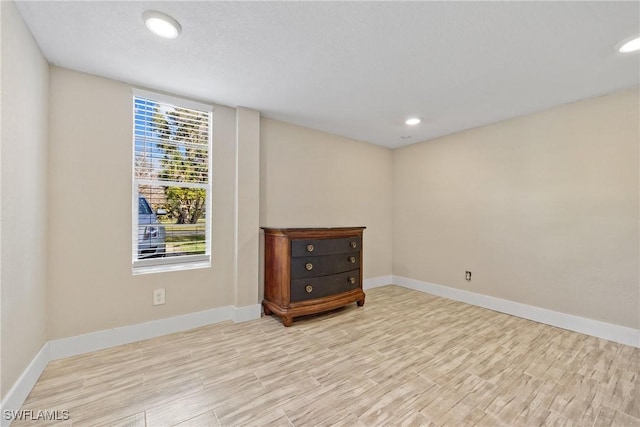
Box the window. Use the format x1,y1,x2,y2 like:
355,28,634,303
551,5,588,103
132,89,212,273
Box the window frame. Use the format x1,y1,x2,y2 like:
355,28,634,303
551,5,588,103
131,88,213,274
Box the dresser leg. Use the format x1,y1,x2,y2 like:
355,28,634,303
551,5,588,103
282,316,293,327
263,305,272,315
357,298,365,307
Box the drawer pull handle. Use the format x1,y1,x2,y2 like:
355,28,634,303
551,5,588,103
348,277,356,285
350,241,357,249
305,285,313,293
306,244,314,252
305,263,313,271
349,256,356,264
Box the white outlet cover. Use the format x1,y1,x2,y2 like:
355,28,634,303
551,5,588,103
153,289,165,305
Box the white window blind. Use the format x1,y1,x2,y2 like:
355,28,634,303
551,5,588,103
132,89,212,272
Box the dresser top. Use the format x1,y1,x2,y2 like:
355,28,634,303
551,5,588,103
261,226,365,238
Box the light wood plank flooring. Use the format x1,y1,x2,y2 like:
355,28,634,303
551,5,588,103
14,285,640,427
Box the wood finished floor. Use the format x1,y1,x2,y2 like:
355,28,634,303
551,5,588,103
14,285,640,427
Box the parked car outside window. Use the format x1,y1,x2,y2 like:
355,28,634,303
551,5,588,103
138,195,166,258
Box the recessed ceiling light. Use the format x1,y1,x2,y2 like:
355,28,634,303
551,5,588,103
618,36,640,53
142,11,181,39
405,118,421,125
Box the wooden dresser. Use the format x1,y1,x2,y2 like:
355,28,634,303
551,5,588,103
262,227,366,326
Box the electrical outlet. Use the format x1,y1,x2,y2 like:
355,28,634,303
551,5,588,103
153,288,165,306
465,271,472,281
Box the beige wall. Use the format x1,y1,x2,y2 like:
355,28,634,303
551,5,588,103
0,1,50,398
260,118,394,284
393,88,639,329
47,67,241,340
46,69,392,340
236,108,261,307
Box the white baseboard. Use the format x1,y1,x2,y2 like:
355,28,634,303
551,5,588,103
0,343,50,427
363,275,393,290
49,303,263,360
232,304,262,323
392,275,640,348
49,305,235,360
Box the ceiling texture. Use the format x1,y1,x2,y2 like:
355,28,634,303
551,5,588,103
16,1,640,148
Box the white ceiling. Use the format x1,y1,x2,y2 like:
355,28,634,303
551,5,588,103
16,1,640,148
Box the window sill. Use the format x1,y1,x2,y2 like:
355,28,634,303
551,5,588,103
133,256,211,275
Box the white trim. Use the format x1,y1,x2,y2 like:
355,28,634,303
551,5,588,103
132,257,211,274
47,303,262,361
363,275,393,290
232,304,262,323
392,275,640,348
1,343,50,427
49,305,232,360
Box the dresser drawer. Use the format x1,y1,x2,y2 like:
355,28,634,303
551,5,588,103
291,270,360,302
291,253,360,279
291,237,361,257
